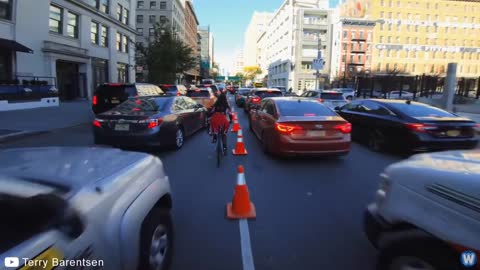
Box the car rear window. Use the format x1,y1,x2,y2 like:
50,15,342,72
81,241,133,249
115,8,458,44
389,103,455,117
256,91,282,98
95,85,137,98
187,90,210,97
160,85,177,93
116,97,170,112
277,101,336,116
238,90,250,96
320,93,344,100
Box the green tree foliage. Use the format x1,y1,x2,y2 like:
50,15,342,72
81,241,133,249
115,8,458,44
136,23,197,84
243,66,262,81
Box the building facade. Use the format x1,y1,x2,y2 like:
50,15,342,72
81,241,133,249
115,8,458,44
183,0,200,82
340,0,480,77
0,0,136,110
135,0,186,46
198,26,214,78
265,0,335,92
336,18,376,81
234,49,245,74
243,11,273,68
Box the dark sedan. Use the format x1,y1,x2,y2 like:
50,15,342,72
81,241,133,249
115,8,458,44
235,88,252,107
335,99,479,153
93,96,207,150
249,97,351,157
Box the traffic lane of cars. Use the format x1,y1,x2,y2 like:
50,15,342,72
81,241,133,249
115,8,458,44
233,109,403,270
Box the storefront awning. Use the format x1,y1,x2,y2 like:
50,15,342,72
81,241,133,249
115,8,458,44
0,38,33,53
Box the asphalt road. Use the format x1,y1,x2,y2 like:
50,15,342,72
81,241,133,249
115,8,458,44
0,96,416,270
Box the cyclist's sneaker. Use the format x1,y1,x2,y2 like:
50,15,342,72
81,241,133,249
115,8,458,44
223,146,227,155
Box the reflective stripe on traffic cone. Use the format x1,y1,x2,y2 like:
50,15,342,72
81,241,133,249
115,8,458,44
226,165,256,219
232,130,247,155
231,119,241,132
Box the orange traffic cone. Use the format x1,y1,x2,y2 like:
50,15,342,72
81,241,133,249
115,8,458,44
232,129,247,155
232,113,238,121
227,165,256,219
231,119,241,132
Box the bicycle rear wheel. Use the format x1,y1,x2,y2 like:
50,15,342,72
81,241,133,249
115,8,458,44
216,133,222,168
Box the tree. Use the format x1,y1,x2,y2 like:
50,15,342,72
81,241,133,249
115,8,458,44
243,66,262,81
235,72,246,85
136,22,197,84
211,62,220,79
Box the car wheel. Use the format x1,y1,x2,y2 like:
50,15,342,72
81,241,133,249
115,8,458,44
368,130,384,152
174,127,184,150
377,238,458,270
138,208,174,270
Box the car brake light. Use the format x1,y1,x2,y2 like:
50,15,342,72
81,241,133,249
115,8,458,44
405,123,436,132
267,90,273,93
334,123,352,133
93,119,102,128
92,95,98,105
135,100,142,104
252,96,261,103
195,89,201,92
275,123,303,134
176,92,181,96
317,98,324,103
147,118,163,129
132,107,141,111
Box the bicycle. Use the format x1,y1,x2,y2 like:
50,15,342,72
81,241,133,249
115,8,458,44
214,126,226,168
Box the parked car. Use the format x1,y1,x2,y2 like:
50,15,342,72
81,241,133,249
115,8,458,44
0,146,173,270
364,150,480,270
387,90,415,100
159,84,187,96
201,79,215,85
270,86,287,95
93,95,207,149
197,84,220,96
92,83,165,115
248,97,351,156
335,99,479,153
186,87,217,109
235,88,252,107
358,89,384,98
301,90,349,110
332,88,356,100
244,88,283,113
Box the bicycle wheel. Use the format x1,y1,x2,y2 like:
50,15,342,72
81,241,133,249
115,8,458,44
216,134,222,168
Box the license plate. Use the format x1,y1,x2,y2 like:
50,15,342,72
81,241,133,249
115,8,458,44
307,130,326,137
446,130,461,137
111,99,120,104
20,247,63,270
115,124,130,131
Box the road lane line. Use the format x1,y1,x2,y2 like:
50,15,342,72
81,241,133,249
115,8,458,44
239,219,255,270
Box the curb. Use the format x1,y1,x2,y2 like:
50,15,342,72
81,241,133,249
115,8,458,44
0,122,90,144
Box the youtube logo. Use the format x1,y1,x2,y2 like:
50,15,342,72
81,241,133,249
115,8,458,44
4,257,19,268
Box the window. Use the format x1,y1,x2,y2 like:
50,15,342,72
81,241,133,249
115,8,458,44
116,33,121,51
160,1,166,9
351,32,356,39
149,28,154,36
137,1,144,8
49,5,63,34
99,0,108,13
343,31,347,38
122,35,128,52
91,21,99,44
0,0,13,20
160,15,166,23
137,15,143,23
67,12,79,38
117,63,128,83
149,15,155,23
343,43,347,50
351,43,355,50
136,28,143,35
123,8,129,25
150,1,156,8
380,36,384,43
367,32,372,40
415,25,419,32
397,1,400,7
116,4,122,21
342,55,346,62
100,25,108,47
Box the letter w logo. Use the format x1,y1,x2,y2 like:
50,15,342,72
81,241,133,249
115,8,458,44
461,251,477,267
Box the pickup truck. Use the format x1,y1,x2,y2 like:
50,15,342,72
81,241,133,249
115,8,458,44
0,147,173,270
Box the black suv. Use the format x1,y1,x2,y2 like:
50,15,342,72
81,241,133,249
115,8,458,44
92,83,164,114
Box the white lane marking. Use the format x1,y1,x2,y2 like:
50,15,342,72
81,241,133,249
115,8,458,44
239,219,255,270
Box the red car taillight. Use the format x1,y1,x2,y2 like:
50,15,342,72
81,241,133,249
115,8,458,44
275,123,303,134
334,123,352,134
176,92,181,96
317,98,324,103
93,119,102,128
252,96,261,103
92,95,98,105
147,118,163,129
405,123,435,132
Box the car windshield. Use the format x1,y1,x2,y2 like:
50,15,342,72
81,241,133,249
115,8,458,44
389,103,455,118
320,93,344,100
95,85,137,98
187,90,210,97
277,100,336,116
116,98,169,112
256,91,282,98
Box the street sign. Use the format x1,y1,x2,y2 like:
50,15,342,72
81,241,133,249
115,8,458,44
313,58,324,70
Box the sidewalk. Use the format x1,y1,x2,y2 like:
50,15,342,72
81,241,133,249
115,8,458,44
0,101,93,143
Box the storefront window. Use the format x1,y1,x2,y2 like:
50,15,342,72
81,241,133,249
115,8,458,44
0,0,12,20
117,63,128,83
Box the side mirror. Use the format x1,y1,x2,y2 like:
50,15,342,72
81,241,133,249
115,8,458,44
334,106,341,111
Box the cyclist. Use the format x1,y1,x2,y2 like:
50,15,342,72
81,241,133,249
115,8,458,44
208,92,232,153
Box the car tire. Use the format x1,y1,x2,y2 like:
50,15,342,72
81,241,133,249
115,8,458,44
377,238,459,270
368,130,384,152
173,126,184,150
138,208,174,270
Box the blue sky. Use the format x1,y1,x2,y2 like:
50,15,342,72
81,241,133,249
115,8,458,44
194,0,339,73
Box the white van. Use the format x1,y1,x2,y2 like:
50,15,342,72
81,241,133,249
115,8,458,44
365,150,480,270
